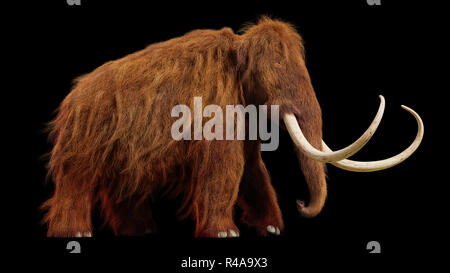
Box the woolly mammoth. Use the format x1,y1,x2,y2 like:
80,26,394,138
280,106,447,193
42,17,423,237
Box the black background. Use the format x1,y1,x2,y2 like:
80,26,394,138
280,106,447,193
8,0,440,268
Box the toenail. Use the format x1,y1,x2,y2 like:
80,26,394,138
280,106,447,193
267,225,276,233
229,230,239,237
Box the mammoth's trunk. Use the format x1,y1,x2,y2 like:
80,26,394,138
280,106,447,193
278,86,328,218
291,111,327,218
281,90,384,217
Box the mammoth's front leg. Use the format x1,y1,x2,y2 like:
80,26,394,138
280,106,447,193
193,141,245,238
237,140,284,236
98,191,157,236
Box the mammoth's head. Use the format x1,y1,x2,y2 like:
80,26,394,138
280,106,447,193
235,17,312,110
234,17,424,217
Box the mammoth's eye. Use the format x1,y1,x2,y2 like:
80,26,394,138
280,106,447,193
274,60,283,67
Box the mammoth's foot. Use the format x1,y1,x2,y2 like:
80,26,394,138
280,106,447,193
47,226,93,237
75,231,92,237
217,229,240,238
266,225,281,236
240,211,284,236
195,220,240,238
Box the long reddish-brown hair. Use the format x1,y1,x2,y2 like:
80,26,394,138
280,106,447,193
42,16,325,237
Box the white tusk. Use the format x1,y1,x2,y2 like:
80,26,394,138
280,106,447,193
283,95,385,162
323,105,424,172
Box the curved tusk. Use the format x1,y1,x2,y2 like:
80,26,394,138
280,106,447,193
323,105,424,172
283,95,385,163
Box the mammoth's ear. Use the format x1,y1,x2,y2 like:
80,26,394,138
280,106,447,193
232,40,250,81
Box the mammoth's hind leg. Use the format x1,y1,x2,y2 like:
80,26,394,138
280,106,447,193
193,141,245,238
237,140,284,236
99,191,156,236
42,180,94,237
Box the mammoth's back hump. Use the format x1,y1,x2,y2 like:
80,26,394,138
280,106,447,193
56,27,240,165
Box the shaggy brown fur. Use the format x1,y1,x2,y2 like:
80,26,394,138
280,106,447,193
42,17,326,237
